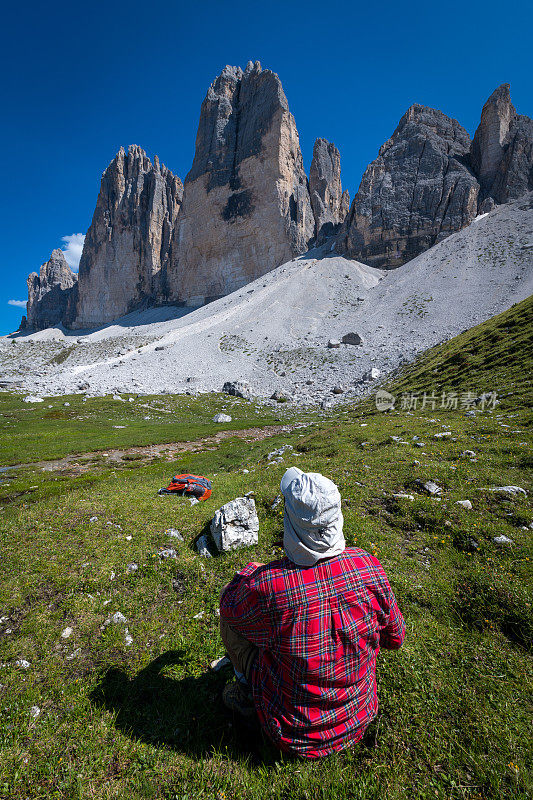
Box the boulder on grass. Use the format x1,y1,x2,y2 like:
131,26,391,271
222,381,252,400
210,497,259,552
213,413,232,423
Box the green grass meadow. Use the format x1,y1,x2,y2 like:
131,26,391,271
0,298,532,799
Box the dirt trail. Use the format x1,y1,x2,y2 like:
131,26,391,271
18,424,297,475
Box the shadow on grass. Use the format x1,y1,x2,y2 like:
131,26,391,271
90,650,274,762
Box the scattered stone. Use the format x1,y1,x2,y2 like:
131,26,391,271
414,442,425,448
332,386,344,394
63,402,70,407
210,497,259,552
66,649,81,661
125,535,132,541
271,390,291,402
111,612,127,624
159,548,178,559
193,611,205,620
213,413,232,423
127,563,139,573
89,516,98,522
195,535,213,557
341,332,364,346
480,486,528,497
16,659,30,669
222,381,252,400
434,432,452,439
268,445,293,460
416,480,442,496
124,632,133,646
23,396,44,403
393,493,415,501
61,627,73,639
363,368,381,381
29,706,41,719
154,346,165,351
493,534,514,546
462,450,476,458
327,339,341,348
455,500,472,510
210,655,231,672
165,528,183,541
189,497,199,506
321,399,334,409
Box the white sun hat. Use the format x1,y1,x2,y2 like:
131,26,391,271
280,467,345,567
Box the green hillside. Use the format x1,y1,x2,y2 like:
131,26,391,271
0,299,531,800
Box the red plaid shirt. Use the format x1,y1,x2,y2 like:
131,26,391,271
220,548,405,758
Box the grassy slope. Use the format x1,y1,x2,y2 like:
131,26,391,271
0,298,531,800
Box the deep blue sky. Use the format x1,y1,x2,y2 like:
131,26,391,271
1,0,531,334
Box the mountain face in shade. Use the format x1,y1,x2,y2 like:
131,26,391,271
72,145,183,328
309,138,350,245
166,61,314,304
336,105,480,268
26,249,77,330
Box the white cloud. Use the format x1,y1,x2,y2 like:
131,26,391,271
61,233,85,271
8,299,27,308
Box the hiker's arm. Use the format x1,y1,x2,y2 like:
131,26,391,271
219,564,272,648
379,589,406,650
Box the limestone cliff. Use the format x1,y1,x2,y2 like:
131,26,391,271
309,138,350,243
26,249,77,330
337,105,479,268
471,84,533,204
167,61,314,303
72,145,182,328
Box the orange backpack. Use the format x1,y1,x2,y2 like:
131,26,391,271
158,474,212,500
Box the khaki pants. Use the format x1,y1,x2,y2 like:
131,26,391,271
219,617,258,682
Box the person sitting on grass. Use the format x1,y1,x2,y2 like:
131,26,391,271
219,466,405,759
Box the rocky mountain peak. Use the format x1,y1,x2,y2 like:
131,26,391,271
309,138,349,243
26,249,77,329
337,103,478,268
168,62,313,303
472,84,532,204
71,146,183,328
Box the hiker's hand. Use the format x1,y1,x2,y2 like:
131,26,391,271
249,562,265,570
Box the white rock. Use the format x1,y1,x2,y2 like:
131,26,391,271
493,535,514,546
111,612,127,624
61,627,73,639
193,611,205,620
393,493,415,501
462,450,476,458
124,631,133,646
213,413,232,423
363,368,381,381
327,339,341,348
23,396,44,403
165,528,183,541
434,432,452,439
455,500,472,510
29,705,41,719
89,516,98,522
158,548,177,559
125,535,132,541
210,497,259,552
15,659,30,669
417,480,442,496
127,563,138,573
189,497,199,506
64,402,70,407
483,485,528,497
